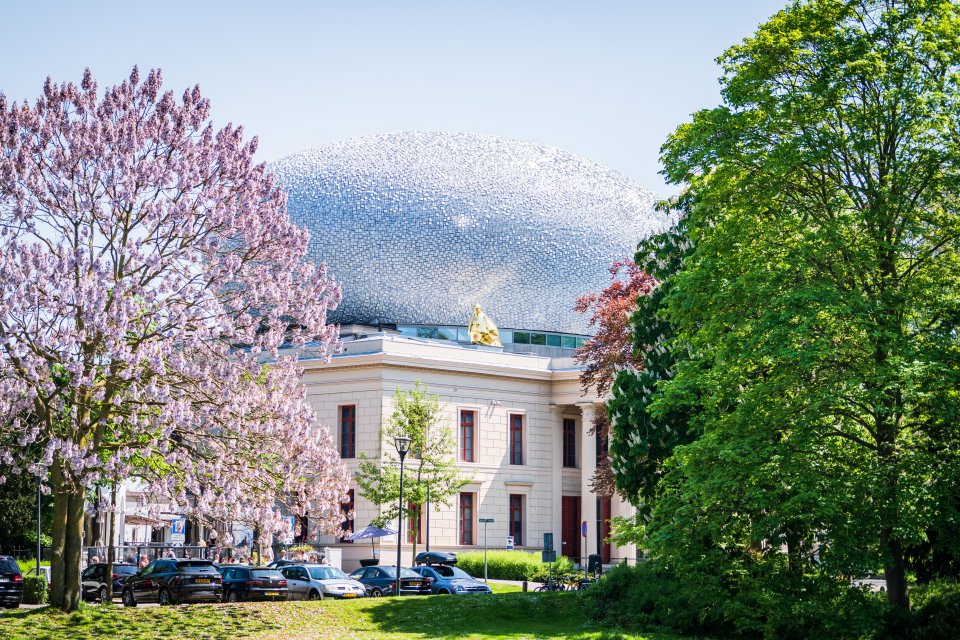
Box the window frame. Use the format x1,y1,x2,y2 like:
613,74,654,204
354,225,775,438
459,492,475,545
562,417,577,468
509,413,524,465
509,494,525,546
339,404,357,459
459,409,477,463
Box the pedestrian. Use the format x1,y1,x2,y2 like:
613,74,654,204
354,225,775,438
208,528,218,547
90,555,100,565
308,554,318,563
279,549,288,561
320,555,330,566
139,555,149,570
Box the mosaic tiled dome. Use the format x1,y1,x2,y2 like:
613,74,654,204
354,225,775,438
272,132,669,335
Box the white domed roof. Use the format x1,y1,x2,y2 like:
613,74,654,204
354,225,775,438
273,132,669,335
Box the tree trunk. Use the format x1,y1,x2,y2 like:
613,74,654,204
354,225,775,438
881,529,909,608
49,459,86,611
106,483,116,601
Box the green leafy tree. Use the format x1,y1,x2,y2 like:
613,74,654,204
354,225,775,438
650,0,960,609
355,382,469,561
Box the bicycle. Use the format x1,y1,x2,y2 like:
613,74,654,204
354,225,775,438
534,576,567,592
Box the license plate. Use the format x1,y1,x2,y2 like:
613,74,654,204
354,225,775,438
343,592,356,598
195,578,210,584
0,578,8,583
410,581,421,586
266,591,279,596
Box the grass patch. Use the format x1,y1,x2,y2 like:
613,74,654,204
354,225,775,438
0,592,676,639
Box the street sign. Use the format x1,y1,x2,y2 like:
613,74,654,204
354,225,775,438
543,532,553,551
505,536,514,550
542,550,556,563
171,516,186,544
581,520,587,537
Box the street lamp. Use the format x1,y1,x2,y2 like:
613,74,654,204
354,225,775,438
394,435,412,596
479,517,495,582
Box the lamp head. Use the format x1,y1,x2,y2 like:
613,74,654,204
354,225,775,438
394,435,412,459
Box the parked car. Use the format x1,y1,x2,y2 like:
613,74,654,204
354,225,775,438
410,564,492,595
347,565,432,597
217,566,288,602
0,556,23,609
278,564,366,600
414,551,458,566
81,562,138,602
122,559,222,606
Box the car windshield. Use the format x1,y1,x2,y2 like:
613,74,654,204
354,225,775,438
113,565,137,574
382,567,421,578
251,569,284,579
0,558,19,574
433,566,473,579
176,561,216,572
308,567,349,581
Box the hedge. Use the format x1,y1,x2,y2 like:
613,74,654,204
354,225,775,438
455,550,574,581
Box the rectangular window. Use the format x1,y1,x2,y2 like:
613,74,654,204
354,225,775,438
340,405,356,459
562,418,577,468
460,410,476,462
459,492,474,545
509,494,524,546
340,489,354,542
509,414,523,465
407,502,423,544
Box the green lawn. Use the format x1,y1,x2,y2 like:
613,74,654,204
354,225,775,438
0,592,676,640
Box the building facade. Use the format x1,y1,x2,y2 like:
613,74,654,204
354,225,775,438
300,332,636,571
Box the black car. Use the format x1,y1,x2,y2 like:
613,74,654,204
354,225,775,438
348,565,432,596
414,551,458,566
217,565,288,602
122,559,222,606
81,563,138,602
0,556,23,609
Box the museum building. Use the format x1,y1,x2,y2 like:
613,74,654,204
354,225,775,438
272,132,670,570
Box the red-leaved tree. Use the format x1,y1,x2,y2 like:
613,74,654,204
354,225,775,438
0,68,350,610
574,259,657,498
574,260,657,396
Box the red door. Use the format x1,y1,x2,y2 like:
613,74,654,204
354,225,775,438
561,496,580,561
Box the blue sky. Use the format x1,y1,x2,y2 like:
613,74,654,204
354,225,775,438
2,1,785,197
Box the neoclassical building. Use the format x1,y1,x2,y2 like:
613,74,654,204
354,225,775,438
273,132,670,571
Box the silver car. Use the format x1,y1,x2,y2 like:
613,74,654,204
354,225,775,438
278,564,366,600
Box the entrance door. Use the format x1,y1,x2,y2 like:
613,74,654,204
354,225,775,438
561,496,580,561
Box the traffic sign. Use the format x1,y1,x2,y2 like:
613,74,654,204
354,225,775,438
581,520,587,537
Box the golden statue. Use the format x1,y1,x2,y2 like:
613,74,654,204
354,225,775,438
468,304,501,347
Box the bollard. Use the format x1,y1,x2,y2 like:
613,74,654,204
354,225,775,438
522,581,528,592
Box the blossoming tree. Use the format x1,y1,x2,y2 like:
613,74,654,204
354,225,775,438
0,68,350,610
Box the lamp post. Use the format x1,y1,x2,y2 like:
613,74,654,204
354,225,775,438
394,435,412,596
479,517,494,582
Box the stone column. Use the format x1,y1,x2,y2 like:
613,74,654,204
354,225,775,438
578,402,598,566
551,407,564,549
611,493,637,564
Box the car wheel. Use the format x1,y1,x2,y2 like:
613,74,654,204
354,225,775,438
437,588,450,595
99,586,108,603
308,589,322,601
158,588,171,606
122,589,137,607
227,591,239,603
370,587,382,597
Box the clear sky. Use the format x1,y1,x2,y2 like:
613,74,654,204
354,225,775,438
2,0,785,197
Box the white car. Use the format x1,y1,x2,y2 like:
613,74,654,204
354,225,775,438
279,564,366,600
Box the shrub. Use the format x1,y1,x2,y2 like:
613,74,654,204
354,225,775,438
454,550,573,581
22,574,47,605
586,562,886,639
909,579,960,640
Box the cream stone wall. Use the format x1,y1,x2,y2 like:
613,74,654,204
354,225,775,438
298,335,634,572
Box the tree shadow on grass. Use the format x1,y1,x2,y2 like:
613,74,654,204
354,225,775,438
363,591,644,639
